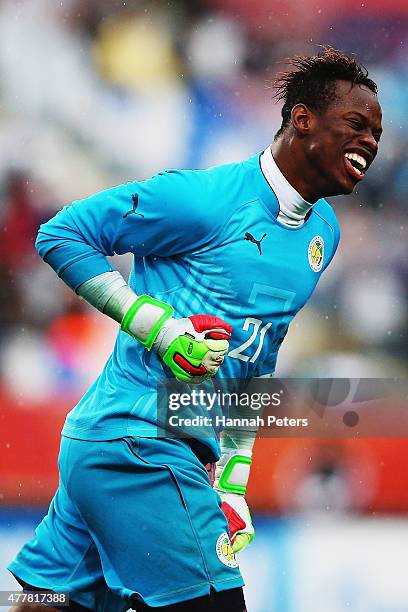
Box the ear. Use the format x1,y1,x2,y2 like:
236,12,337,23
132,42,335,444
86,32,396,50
291,104,315,135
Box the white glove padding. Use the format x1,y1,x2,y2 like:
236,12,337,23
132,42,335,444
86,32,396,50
219,492,255,553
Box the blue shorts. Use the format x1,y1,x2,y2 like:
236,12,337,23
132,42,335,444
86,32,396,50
8,436,244,611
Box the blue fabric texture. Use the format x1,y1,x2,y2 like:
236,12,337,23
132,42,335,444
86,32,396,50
8,436,244,609
35,153,340,458
11,154,340,608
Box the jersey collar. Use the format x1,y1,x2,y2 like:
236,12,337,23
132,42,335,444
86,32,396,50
259,146,314,227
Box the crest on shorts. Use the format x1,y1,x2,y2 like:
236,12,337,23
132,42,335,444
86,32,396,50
308,235,324,272
216,532,238,568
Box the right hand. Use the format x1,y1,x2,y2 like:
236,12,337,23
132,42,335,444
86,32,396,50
154,314,232,383
121,294,232,383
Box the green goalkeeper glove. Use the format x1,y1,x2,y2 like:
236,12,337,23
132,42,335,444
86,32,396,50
214,443,255,553
121,294,232,382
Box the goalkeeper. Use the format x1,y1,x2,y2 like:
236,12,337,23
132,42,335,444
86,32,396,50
8,48,382,612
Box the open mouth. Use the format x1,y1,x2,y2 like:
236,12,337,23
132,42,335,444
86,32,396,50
344,152,367,181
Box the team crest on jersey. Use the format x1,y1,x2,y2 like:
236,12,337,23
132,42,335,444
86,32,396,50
216,532,238,568
308,235,324,272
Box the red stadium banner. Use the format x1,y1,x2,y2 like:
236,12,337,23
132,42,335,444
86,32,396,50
1,389,408,513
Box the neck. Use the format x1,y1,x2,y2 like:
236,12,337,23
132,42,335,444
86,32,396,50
271,138,321,203
260,146,314,227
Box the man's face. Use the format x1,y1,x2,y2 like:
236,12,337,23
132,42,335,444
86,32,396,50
304,80,383,197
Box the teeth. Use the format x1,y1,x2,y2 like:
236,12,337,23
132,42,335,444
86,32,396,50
344,152,367,170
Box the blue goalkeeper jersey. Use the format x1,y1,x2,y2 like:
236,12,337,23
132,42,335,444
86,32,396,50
36,152,340,456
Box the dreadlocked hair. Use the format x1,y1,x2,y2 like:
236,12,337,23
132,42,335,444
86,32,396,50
274,46,377,139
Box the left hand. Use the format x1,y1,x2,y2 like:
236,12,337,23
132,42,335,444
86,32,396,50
219,492,255,553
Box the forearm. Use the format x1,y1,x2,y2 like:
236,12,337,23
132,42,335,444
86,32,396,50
215,375,273,491
77,271,174,349
214,407,259,495
77,271,136,323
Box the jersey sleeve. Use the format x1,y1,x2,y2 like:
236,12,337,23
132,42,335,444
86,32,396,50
35,169,215,291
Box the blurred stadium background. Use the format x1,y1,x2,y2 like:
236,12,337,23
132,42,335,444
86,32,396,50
1,0,407,610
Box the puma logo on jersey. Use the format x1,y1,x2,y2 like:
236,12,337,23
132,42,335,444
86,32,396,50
123,194,144,218
244,232,267,255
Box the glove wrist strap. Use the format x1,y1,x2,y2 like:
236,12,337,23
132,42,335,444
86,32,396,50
215,451,252,495
121,294,174,350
